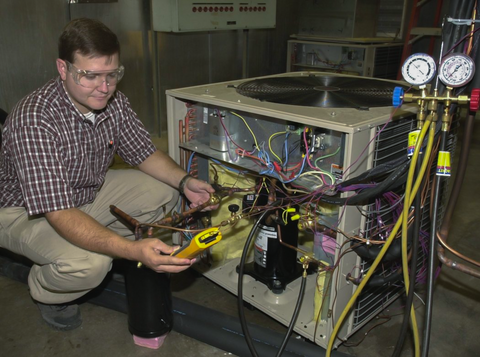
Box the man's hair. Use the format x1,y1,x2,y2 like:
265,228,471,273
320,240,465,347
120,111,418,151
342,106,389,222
58,18,120,63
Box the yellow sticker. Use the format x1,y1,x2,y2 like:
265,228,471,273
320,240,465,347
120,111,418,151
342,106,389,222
436,151,451,176
408,130,420,156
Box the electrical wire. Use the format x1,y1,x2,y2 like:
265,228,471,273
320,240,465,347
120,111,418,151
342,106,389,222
325,116,436,357
341,315,392,348
392,142,425,357
318,160,410,206
421,127,447,357
341,107,399,179
230,111,260,150
399,123,438,357
237,205,309,357
237,208,268,357
436,232,480,267
302,128,332,186
268,130,287,164
356,192,405,215
436,112,480,278
275,271,307,357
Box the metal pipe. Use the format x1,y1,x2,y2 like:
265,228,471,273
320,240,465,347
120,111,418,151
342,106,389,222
436,113,480,277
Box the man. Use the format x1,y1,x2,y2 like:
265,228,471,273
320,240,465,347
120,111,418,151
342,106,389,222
0,18,215,331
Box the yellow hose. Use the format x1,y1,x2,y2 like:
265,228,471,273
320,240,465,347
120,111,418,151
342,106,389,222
400,121,436,357
326,118,435,356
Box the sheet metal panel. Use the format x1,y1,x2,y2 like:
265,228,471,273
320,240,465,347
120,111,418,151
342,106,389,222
0,0,65,111
1,0,299,138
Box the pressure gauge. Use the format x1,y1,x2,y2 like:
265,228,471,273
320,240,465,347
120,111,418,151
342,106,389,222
438,53,475,87
401,53,437,86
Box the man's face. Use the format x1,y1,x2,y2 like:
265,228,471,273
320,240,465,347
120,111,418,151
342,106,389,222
57,53,120,114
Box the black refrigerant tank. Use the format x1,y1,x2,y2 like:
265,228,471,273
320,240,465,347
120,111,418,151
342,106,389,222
241,208,303,294
125,262,173,338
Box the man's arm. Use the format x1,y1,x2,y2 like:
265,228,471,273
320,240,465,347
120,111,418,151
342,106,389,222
45,208,194,273
137,150,191,188
138,150,216,208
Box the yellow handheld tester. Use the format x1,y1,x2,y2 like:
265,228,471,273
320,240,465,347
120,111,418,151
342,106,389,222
171,227,222,259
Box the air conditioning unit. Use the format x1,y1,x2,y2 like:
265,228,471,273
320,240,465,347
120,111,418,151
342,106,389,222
287,38,403,79
165,71,445,349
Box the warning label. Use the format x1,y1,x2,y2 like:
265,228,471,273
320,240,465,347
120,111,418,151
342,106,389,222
254,225,276,268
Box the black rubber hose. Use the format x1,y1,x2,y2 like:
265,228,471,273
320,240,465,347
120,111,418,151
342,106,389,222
440,0,477,94
351,223,414,262
392,153,424,357
238,208,270,357
238,203,311,357
336,155,409,189
422,129,447,357
320,159,410,206
276,273,307,357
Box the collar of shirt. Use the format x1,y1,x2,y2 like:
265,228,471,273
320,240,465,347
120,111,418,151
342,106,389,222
58,78,112,126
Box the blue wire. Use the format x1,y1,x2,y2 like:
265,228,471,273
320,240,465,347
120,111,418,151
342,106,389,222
187,152,195,172
258,149,275,175
283,132,290,168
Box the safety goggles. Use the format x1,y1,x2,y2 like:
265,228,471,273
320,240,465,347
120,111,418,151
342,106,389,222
66,61,125,88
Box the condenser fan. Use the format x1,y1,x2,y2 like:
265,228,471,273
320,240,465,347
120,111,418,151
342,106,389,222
235,75,403,108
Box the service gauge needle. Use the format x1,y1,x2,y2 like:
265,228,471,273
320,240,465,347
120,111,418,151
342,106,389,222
401,54,436,85
449,64,461,77
414,63,425,75
439,53,475,87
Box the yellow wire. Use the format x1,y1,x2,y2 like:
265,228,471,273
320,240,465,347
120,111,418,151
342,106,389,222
400,122,435,357
281,182,310,194
230,111,259,150
326,119,434,356
247,179,264,214
283,209,290,225
301,168,335,186
268,131,287,164
298,170,331,187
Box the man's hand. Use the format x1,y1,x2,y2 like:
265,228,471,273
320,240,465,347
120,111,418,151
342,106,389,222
183,177,218,211
137,150,219,211
46,208,195,273
133,238,195,273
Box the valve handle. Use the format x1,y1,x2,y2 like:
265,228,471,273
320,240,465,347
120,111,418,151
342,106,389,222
228,204,240,213
392,87,405,108
470,88,480,112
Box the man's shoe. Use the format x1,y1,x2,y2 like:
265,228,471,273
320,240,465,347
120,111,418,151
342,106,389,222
35,301,82,331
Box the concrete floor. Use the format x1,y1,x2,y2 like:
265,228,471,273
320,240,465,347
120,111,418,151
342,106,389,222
1,117,480,357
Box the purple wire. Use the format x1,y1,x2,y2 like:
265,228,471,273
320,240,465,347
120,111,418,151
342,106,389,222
342,106,403,180
302,128,330,186
443,26,480,58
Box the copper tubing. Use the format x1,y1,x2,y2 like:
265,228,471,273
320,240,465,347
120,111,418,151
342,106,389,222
109,205,145,241
264,179,277,226
436,113,480,278
110,205,141,228
179,119,184,170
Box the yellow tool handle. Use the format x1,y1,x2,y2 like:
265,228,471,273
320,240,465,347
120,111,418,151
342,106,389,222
171,227,222,259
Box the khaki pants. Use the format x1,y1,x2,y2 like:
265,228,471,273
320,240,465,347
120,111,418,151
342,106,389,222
0,169,179,304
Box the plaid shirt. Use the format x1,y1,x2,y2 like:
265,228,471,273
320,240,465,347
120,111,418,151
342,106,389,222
0,77,156,215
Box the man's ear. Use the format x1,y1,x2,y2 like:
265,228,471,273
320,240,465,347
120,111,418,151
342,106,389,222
56,59,68,81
